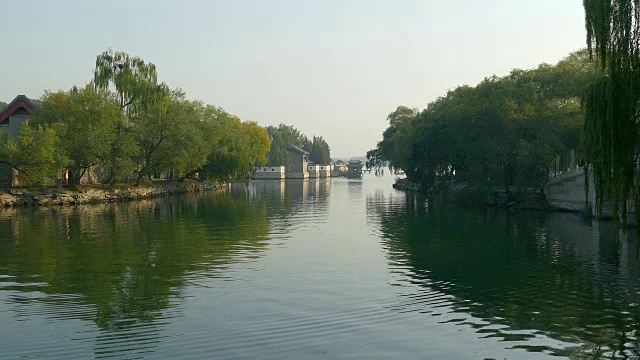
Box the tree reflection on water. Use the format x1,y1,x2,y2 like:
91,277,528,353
367,191,640,358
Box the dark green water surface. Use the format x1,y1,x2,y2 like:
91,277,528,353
1,176,639,359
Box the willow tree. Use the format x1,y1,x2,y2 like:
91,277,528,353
583,0,640,225
93,49,161,118
200,108,271,182
130,85,172,186
93,49,170,184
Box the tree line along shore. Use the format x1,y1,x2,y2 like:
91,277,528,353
369,2,640,229
367,50,595,208
0,50,333,191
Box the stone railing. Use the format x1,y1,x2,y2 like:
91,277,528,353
549,149,582,179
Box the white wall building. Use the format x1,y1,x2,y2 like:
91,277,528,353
318,165,332,178
253,166,286,180
307,165,320,178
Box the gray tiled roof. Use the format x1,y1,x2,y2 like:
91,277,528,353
0,95,40,113
287,145,309,155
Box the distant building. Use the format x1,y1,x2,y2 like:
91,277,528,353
0,95,40,187
319,165,332,178
307,164,320,178
347,159,363,179
0,95,39,140
287,145,309,179
254,147,333,180
253,166,286,180
333,160,348,176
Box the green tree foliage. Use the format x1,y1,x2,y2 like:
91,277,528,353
583,0,640,225
0,101,7,111
94,49,165,118
200,107,271,182
157,99,211,179
105,127,138,183
93,49,172,183
308,136,331,164
31,85,126,187
131,88,201,185
266,124,306,167
0,123,68,186
367,106,419,177
0,50,273,188
369,51,596,191
92,49,272,185
243,121,272,169
265,124,332,166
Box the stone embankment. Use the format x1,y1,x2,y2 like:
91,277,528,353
0,182,221,207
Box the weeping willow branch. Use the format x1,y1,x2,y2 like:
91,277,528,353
584,0,640,227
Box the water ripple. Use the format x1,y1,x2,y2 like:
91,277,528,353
2,178,640,359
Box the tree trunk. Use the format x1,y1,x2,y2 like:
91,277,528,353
178,169,200,182
68,170,78,189
136,153,152,187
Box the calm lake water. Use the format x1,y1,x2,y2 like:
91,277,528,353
1,175,640,359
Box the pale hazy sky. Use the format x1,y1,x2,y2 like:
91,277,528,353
2,0,586,158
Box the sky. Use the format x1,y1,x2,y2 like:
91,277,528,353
1,0,586,158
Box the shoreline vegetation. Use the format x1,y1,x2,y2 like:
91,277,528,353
0,181,223,208
369,50,597,214
0,49,332,192
0,49,273,188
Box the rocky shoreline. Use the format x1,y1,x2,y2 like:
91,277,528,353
0,182,222,208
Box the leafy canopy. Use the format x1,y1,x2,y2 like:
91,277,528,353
265,124,332,166
31,85,126,186
0,123,69,186
368,50,596,191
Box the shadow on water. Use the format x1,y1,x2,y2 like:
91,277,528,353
367,190,640,359
0,180,331,359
